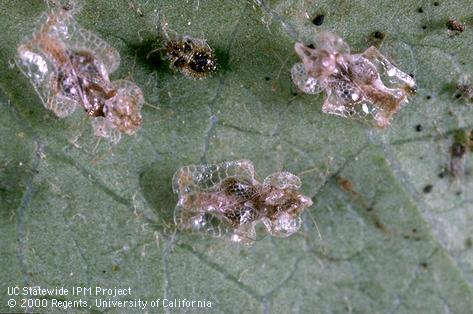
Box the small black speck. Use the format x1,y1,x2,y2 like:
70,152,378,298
102,270,106,274
415,124,423,132
456,191,462,196
455,93,462,99
366,207,374,212
426,95,431,99
423,184,433,193
373,31,385,40
438,171,446,178
312,14,325,26
420,262,428,268
292,92,298,96
412,228,417,233
433,1,439,6
264,76,271,81
307,44,315,49
417,7,424,13
422,25,427,30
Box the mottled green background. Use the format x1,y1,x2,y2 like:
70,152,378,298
1,0,472,313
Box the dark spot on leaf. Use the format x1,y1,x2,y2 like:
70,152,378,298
417,7,424,13
433,1,439,6
112,265,120,272
451,143,466,158
307,44,315,49
371,215,388,233
465,237,473,249
456,191,462,196
312,14,325,26
366,207,374,212
292,92,298,96
264,76,271,81
438,171,446,178
412,228,417,233
415,124,423,132
423,184,433,193
420,262,428,269
373,31,385,40
455,93,462,99
426,95,431,99
422,25,427,30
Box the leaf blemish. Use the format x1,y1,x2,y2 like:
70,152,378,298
423,184,433,193
371,215,388,233
312,14,325,26
465,237,473,249
373,31,385,40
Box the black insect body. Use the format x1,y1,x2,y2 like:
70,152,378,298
166,37,216,78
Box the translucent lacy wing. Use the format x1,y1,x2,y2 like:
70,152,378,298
172,160,258,195
50,9,121,73
293,32,416,128
321,77,377,118
291,62,323,95
262,214,302,238
172,160,260,243
173,204,259,245
16,8,120,118
263,171,301,189
362,46,416,92
16,44,78,118
91,117,122,144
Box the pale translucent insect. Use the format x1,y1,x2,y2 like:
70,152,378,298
16,8,144,143
172,160,313,245
291,32,417,128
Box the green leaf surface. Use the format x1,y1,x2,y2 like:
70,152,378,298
1,0,473,313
